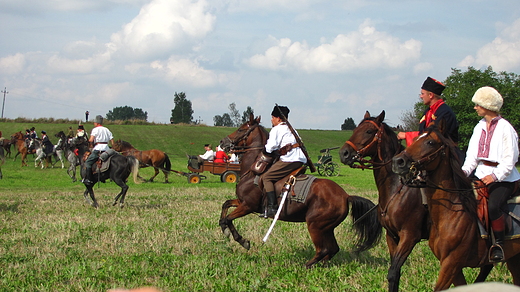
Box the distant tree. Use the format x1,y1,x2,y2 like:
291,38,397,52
170,92,194,124
228,103,241,127
213,113,234,127
241,106,254,124
399,102,425,131
106,106,148,121
340,117,356,130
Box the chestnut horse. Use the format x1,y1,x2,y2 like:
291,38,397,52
10,131,28,167
113,140,171,183
339,111,493,291
218,114,382,268
392,123,520,290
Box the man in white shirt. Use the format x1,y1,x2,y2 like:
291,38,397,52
260,105,307,217
82,115,114,185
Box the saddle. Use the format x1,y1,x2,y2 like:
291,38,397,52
95,149,117,173
257,166,315,204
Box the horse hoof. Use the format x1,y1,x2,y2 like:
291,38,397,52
241,240,250,250
223,227,232,238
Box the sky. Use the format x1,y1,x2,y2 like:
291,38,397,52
1,0,520,130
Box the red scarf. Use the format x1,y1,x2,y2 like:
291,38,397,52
425,100,444,127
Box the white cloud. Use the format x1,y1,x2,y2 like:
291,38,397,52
458,18,520,71
108,0,216,60
149,56,221,87
244,20,421,73
0,53,26,74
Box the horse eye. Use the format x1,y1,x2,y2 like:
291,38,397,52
427,140,436,147
366,130,374,135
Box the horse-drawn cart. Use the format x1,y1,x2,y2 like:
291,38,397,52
185,157,240,184
314,147,340,177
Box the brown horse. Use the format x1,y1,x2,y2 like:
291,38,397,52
339,111,493,291
112,139,171,183
392,123,520,290
10,131,28,167
218,113,382,268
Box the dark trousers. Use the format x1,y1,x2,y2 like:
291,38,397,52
84,150,100,175
263,161,303,193
487,181,515,221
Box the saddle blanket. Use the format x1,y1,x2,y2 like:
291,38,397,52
287,175,317,204
479,203,520,240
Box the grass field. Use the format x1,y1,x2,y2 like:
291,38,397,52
0,122,514,291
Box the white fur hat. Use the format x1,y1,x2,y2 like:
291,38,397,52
472,86,503,112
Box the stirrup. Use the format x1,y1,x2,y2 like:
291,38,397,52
489,244,505,262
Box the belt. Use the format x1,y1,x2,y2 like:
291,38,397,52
480,160,499,167
95,142,108,145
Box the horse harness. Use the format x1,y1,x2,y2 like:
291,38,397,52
345,120,394,170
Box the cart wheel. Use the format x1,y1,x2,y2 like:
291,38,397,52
324,162,339,177
221,171,238,183
188,173,201,184
317,165,325,176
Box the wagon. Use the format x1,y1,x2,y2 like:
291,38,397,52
185,157,241,184
314,146,340,177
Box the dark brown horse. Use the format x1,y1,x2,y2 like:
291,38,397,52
339,111,429,292
10,131,28,167
112,139,171,183
392,123,520,290
219,114,382,268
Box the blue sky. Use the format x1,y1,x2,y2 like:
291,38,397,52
1,0,519,129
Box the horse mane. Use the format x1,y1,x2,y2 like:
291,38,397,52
425,125,477,216
118,140,134,148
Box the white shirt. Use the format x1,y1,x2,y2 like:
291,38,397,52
90,125,113,151
199,150,214,161
462,117,520,182
265,123,307,163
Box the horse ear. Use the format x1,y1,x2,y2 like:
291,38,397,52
364,111,371,119
375,110,385,124
249,112,254,123
255,116,261,124
436,118,449,138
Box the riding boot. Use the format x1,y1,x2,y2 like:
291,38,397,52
82,165,93,185
490,216,506,262
259,191,278,218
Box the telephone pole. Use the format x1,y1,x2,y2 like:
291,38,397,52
1,87,8,119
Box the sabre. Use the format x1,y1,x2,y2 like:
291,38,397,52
262,178,293,243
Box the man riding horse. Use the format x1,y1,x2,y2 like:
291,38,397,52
82,115,114,185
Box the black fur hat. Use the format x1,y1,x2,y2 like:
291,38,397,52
271,105,290,119
421,77,445,96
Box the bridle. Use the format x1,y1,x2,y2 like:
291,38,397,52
345,120,393,170
221,123,265,154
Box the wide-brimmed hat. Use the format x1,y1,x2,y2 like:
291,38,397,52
472,86,503,112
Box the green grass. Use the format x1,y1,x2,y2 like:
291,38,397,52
0,122,514,291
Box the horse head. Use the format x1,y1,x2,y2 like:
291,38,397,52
220,113,265,153
392,120,454,179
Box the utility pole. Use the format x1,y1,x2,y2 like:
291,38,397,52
1,87,8,119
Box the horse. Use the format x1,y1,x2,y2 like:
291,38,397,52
391,123,520,290
28,139,52,169
0,137,12,158
51,133,67,169
80,151,141,208
339,111,494,291
54,131,89,182
218,113,382,268
0,145,4,179
112,139,171,183
10,131,28,167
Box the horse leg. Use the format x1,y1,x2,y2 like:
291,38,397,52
148,167,159,182
474,265,493,283
83,187,98,208
305,222,340,268
506,252,520,285
112,178,129,208
163,169,169,183
433,259,466,291
219,199,252,250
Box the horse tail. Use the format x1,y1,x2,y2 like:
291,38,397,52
164,153,171,172
348,195,382,252
129,156,141,184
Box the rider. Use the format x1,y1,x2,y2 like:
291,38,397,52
41,131,54,157
82,115,114,185
397,76,459,146
461,86,520,262
259,105,307,217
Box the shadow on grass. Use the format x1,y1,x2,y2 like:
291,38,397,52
0,202,21,212
292,245,388,268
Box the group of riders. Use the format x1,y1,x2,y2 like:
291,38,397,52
5,76,517,263
20,124,89,159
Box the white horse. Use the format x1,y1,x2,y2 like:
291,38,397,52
29,139,64,169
